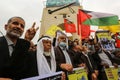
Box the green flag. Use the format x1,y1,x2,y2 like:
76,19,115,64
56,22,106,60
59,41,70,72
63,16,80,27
81,10,119,26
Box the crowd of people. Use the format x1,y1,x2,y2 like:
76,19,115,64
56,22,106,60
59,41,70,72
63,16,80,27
0,16,120,80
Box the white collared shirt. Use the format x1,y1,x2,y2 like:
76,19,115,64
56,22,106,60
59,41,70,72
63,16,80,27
5,36,15,56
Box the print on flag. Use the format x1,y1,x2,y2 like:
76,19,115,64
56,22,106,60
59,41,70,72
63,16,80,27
64,19,76,33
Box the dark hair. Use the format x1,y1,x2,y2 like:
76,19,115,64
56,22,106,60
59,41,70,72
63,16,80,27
7,16,25,24
69,41,77,49
74,38,79,41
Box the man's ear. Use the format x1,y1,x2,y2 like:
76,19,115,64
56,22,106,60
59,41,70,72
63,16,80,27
5,24,8,30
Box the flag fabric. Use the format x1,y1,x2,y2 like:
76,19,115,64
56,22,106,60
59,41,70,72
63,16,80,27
115,33,120,48
99,25,120,33
45,25,62,37
64,19,76,33
82,10,119,26
77,9,90,39
90,30,95,32
99,20,120,33
81,25,90,39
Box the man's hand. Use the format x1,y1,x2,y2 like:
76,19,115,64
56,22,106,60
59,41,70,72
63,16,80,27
78,63,86,67
25,22,39,41
60,63,73,71
91,73,97,80
61,72,66,80
101,63,109,68
94,70,99,76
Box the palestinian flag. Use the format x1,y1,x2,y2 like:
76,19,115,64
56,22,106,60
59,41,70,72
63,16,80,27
81,10,119,26
77,9,91,39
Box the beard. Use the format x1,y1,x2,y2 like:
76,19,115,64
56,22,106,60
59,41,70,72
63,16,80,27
44,51,51,56
7,29,23,38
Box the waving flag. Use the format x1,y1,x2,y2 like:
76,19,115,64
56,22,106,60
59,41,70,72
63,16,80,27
77,9,119,39
82,10,119,26
99,21,120,34
45,25,62,37
64,19,76,33
77,9,91,39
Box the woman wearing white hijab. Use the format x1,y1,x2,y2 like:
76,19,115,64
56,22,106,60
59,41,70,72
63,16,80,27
37,36,56,75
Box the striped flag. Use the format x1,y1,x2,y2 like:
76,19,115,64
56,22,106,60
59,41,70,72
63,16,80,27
82,10,119,26
77,9,91,39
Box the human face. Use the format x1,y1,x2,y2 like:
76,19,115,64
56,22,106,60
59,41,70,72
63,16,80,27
58,35,66,43
74,39,79,45
5,17,25,38
42,39,51,52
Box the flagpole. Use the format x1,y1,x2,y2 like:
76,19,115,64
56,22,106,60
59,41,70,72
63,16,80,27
77,9,82,46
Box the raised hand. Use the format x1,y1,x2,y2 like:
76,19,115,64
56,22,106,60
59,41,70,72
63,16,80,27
25,22,39,41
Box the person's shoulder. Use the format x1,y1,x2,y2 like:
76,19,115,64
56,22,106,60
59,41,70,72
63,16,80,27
18,38,30,45
0,36,5,39
16,38,30,50
0,36,6,42
54,46,59,50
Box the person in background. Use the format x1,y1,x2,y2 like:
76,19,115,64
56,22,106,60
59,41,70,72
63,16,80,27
82,37,95,54
92,43,118,80
37,36,56,75
68,41,85,68
31,36,65,80
0,16,36,80
28,41,37,52
74,38,80,45
80,46,98,80
112,50,120,65
54,30,73,80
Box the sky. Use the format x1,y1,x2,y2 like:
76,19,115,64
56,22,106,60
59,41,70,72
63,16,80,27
0,0,120,43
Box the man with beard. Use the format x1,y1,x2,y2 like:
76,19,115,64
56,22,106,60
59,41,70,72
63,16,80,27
54,30,73,80
37,36,57,75
0,16,37,80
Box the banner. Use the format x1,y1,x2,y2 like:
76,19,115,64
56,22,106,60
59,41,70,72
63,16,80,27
68,67,88,80
96,30,115,51
45,25,62,37
99,21,120,34
22,71,62,80
105,66,120,80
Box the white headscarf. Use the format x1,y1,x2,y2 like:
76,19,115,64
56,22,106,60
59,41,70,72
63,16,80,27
55,30,72,64
55,30,68,48
37,36,56,75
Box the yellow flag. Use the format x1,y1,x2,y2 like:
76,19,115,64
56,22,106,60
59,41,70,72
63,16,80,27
109,24,120,33
99,21,120,33
45,25,62,37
